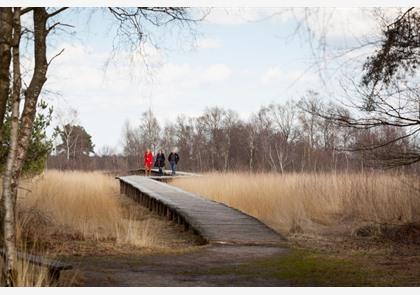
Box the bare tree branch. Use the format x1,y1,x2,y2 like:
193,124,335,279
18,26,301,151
47,7,69,19
48,48,64,66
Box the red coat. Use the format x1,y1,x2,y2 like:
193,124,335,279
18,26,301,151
144,151,153,168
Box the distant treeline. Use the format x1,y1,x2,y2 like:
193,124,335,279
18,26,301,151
47,93,420,174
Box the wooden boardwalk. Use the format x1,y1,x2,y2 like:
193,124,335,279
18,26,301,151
118,176,286,246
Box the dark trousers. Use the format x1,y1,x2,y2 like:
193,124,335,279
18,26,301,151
170,162,176,175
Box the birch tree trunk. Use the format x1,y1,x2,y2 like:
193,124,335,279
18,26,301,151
0,6,13,250
12,8,48,184
9,7,49,245
2,7,21,286
2,7,49,286
0,8,13,139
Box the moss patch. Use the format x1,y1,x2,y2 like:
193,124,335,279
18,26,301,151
253,249,388,286
182,249,404,286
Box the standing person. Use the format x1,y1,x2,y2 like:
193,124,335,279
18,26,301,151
154,150,165,176
144,148,153,176
168,149,180,176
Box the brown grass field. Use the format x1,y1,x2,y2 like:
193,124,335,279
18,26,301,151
18,170,198,250
1,170,199,286
170,172,420,286
18,170,158,246
2,170,420,286
172,172,420,237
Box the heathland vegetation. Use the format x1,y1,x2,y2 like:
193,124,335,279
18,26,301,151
3,169,419,286
172,172,420,286
172,172,420,237
0,170,199,286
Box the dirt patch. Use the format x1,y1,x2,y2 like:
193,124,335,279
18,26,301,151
287,233,420,286
354,223,420,244
59,236,420,287
60,245,289,287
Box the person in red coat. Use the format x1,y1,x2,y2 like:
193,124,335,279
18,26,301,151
144,148,153,176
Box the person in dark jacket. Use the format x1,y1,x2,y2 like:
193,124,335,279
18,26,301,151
168,150,179,176
154,150,165,176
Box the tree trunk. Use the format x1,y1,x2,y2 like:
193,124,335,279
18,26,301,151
249,142,254,171
2,7,21,286
0,7,13,248
3,8,49,286
275,144,285,174
268,145,277,171
12,8,48,180
0,8,13,139
223,133,230,171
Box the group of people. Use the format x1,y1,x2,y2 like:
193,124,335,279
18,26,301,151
143,149,180,176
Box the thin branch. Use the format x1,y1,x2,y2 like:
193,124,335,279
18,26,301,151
341,127,420,152
387,7,415,29
47,22,74,33
48,48,64,66
47,7,69,19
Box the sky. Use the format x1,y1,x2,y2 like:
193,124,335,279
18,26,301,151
35,7,396,153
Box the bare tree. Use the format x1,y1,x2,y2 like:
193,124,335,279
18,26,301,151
0,6,199,285
139,108,160,154
221,110,239,171
53,107,79,161
175,115,195,170
253,106,277,171
122,120,141,155
268,101,298,173
160,123,177,155
294,8,420,168
197,107,228,170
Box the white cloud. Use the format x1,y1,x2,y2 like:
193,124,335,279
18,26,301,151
204,8,287,25
153,63,232,90
159,63,193,83
260,66,320,89
201,64,232,82
260,67,283,85
45,8,368,153
205,7,404,39
196,37,223,49
295,8,380,39
45,41,237,150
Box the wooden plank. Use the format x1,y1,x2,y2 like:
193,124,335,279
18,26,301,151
0,248,72,270
0,248,72,283
118,176,286,246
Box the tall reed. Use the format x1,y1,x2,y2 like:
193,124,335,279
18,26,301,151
172,172,420,234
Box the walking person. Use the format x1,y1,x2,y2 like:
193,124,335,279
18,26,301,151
154,150,165,176
168,150,180,176
144,148,153,176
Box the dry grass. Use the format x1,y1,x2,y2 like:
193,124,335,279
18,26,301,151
1,170,195,286
17,170,165,248
172,172,420,236
0,256,51,287
1,169,202,286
